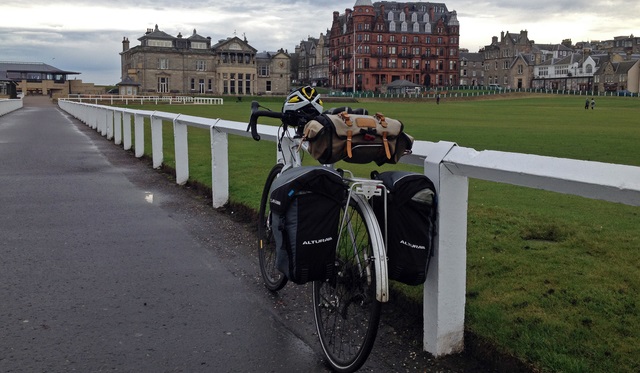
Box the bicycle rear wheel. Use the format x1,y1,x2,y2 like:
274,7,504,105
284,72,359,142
258,163,288,291
312,195,382,372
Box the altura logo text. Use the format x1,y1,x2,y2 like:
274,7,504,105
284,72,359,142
400,240,426,250
303,237,333,245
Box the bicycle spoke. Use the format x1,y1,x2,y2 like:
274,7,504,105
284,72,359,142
313,195,381,372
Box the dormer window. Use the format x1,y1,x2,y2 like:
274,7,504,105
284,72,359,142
149,39,172,47
191,42,207,49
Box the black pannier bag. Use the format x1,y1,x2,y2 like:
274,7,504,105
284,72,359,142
269,166,346,284
372,171,437,286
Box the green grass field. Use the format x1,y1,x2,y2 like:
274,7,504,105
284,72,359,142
120,94,639,373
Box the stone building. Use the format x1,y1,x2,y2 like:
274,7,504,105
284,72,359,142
593,57,640,93
458,51,484,86
255,50,291,94
295,34,330,87
120,25,290,95
483,30,535,89
328,0,460,92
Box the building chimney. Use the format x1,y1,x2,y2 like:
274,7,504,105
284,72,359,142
122,37,130,52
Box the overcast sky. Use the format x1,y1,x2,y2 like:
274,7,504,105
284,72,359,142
1,0,638,85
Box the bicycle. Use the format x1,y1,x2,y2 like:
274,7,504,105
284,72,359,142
247,87,391,372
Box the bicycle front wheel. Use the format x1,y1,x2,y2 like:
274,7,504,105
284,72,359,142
258,163,288,291
312,195,382,372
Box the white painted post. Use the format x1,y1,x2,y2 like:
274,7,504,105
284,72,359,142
90,106,97,130
123,113,132,150
114,110,122,145
134,113,145,158
99,107,106,135
422,141,469,357
210,124,229,208
173,116,189,185
151,114,163,169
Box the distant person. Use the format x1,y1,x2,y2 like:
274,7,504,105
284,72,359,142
585,98,589,110
436,93,441,105
591,98,595,110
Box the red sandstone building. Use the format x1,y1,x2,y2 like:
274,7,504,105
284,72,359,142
328,0,460,92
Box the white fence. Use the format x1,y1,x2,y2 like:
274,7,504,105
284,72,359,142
0,99,23,116
65,94,224,106
57,99,640,357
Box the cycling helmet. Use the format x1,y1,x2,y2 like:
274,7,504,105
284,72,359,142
282,86,323,119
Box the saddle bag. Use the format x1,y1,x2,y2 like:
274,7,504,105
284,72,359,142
303,111,414,166
269,166,346,284
372,171,437,285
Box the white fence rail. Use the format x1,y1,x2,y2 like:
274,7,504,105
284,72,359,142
0,99,23,116
57,99,640,357
65,94,224,106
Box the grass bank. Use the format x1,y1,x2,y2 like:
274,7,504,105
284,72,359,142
120,94,639,372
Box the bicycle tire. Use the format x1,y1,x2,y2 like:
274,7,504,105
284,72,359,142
258,163,288,291
312,194,382,372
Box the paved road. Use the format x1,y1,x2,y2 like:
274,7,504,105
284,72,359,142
0,96,495,372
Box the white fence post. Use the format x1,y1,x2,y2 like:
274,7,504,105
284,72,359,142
134,113,145,158
422,142,469,356
151,114,163,169
114,110,122,145
123,113,132,150
99,107,107,136
210,124,229,208
173,115,189,185
106,109,114,140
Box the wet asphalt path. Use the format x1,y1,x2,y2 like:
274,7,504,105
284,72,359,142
0,96,493,372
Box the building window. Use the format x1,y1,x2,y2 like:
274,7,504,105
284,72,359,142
190,78,195,90
157,77,169,93
159,58,169,69
191,42,207,49
230,73,236,94
266,80,272,91
149,39,172,47
196,60,206,71
377,34,383,42
238,73,244,94
259,64,269,77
